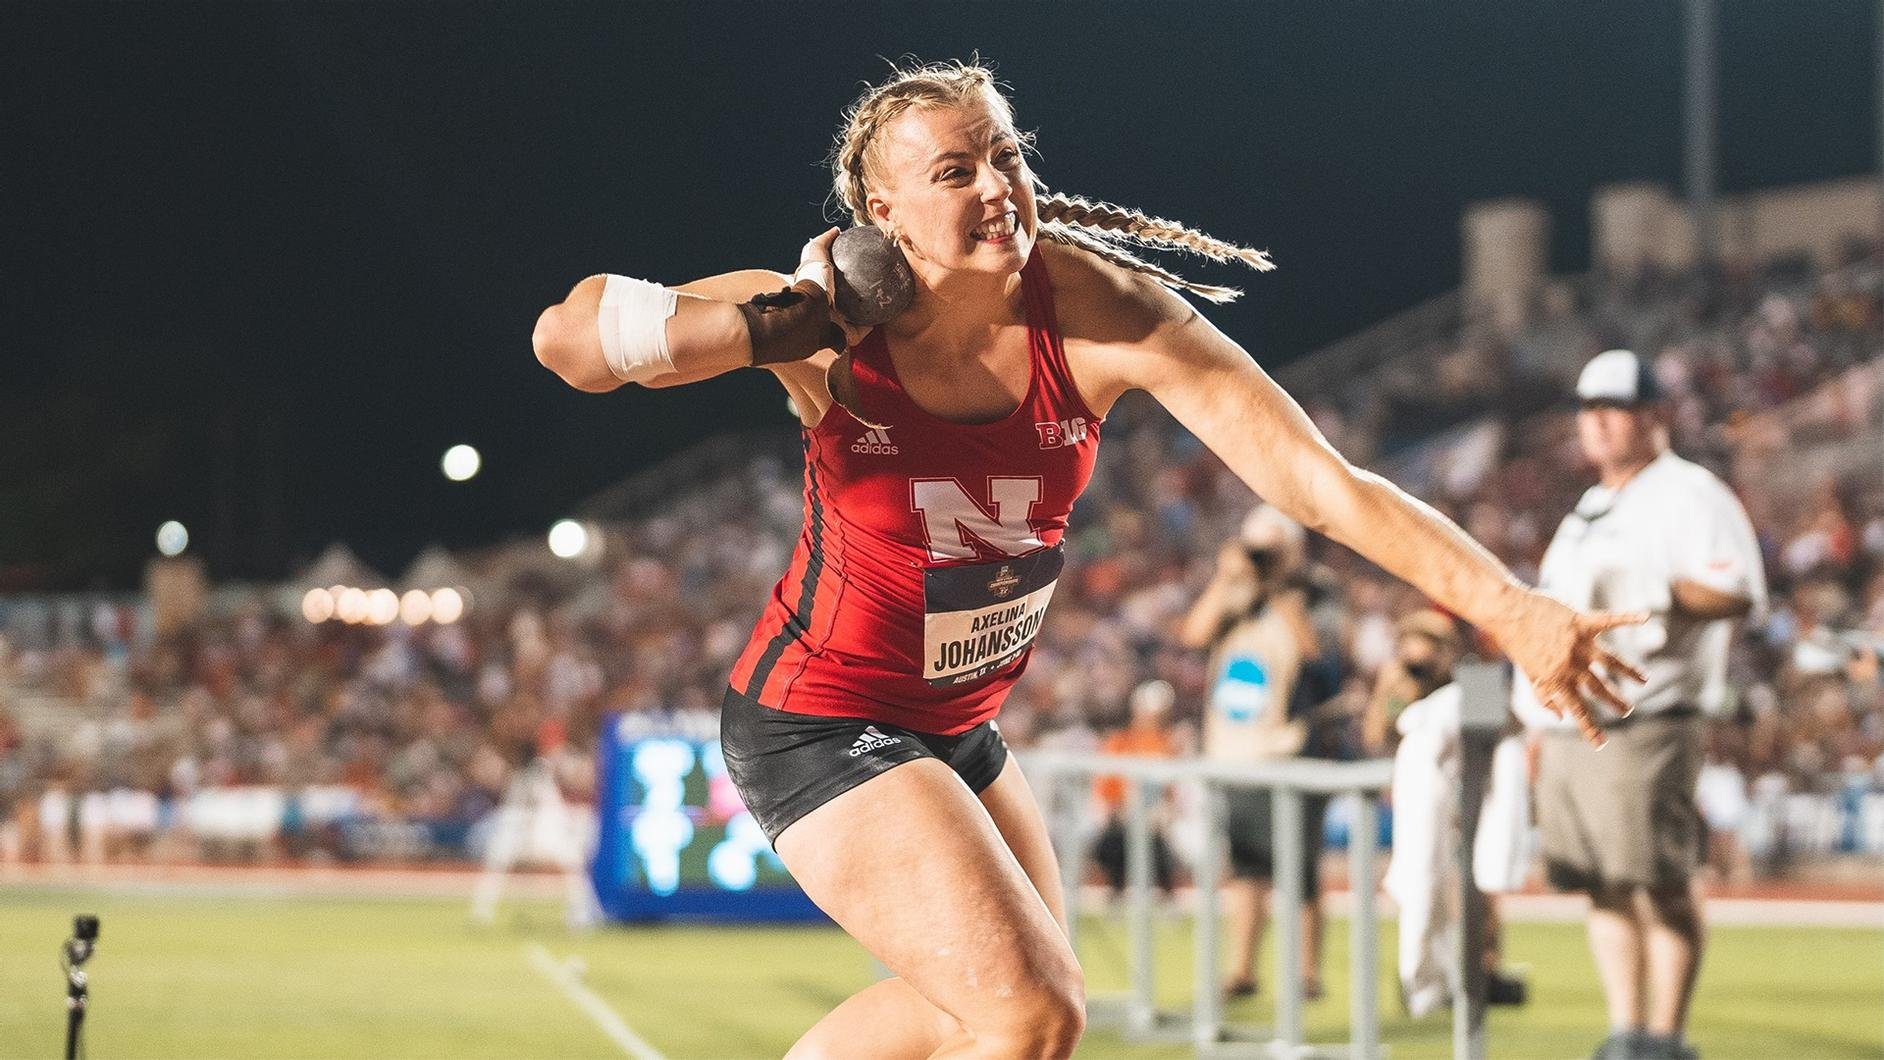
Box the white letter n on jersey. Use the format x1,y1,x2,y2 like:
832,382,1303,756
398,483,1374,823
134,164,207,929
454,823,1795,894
911,477,1045,561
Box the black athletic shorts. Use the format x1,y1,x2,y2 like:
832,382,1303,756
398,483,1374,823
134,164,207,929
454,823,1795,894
720,686,1010,844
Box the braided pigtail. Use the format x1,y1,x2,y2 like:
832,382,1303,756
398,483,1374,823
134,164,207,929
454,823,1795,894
828,59,1276,304
1034,193,1275,304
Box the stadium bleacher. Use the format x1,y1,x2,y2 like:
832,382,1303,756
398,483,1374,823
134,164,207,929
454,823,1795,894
2,220,1880,879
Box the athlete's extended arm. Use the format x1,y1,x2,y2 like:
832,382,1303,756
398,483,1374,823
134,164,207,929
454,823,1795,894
1068,263,1644,745
532,270,775,392
532,230,854,395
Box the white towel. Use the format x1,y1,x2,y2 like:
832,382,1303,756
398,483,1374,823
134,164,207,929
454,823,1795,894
1473,736,1532,893
1383,685,1532,1016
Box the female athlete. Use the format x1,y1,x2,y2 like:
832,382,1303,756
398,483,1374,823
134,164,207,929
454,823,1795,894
533,60,1642,1059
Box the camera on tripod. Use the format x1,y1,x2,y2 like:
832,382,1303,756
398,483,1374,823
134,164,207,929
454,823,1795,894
61,914,100,1060
64,915,99,968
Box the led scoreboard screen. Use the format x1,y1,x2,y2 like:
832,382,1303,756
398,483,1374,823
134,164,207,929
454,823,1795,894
590,712,826,922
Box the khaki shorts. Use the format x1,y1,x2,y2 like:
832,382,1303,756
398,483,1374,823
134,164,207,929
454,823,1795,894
1536,711,1702,893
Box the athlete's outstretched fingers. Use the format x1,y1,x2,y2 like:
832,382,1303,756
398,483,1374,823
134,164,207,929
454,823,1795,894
1543,683,1606,749
1593,648,1648,687
1580,609,1651,634
1578,669,1633,719
1569,703,1606,749
775,760,1085,1059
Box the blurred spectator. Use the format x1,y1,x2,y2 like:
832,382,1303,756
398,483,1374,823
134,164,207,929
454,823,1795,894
1088,679,1180,896
1179,505,1327,1002
1517,349,1767,1060
1376,610,1529,1014
1695,721,1754,887
0,241,1877,888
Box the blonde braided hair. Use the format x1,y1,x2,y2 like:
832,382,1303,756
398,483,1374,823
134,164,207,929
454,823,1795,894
830,59,1274,304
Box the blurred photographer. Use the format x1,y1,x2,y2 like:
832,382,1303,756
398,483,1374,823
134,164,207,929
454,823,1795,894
1373,610,1529,1015
1363,610,1464,758
1179,505,1329,1001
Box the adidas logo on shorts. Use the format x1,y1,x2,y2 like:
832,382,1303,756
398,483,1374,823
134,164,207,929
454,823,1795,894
850,428,898,456
847,725,903,757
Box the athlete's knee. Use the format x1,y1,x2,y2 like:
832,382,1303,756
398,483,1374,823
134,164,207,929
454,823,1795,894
974,968,1086,1057
975,1011,1084,1058
1045,977,1089,1055
1045,966,1087,1041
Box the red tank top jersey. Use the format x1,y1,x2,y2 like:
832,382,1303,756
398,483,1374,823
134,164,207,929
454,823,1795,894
727,250,1102,735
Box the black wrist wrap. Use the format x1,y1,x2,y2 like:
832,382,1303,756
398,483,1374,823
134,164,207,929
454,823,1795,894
739,280,847,365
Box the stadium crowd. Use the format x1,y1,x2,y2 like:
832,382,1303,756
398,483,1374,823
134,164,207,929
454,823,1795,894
2,239,1880,874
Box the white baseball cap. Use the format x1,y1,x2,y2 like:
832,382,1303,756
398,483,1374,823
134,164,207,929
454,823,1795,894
1575,349,1663,405
1129,679,1175,718
1238,504,1305,551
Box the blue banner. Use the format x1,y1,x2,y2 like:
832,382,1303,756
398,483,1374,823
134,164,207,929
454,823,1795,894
591,712,827,923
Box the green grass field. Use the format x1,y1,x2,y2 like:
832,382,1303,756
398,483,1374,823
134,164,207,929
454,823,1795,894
1,886,1879,1058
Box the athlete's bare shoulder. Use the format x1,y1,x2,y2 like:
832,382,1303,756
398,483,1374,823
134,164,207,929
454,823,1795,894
1038,240,1204,414
1038,240,1198,349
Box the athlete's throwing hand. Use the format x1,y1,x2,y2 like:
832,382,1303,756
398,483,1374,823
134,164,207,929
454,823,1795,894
1494,593,1648,748
799,228,875,349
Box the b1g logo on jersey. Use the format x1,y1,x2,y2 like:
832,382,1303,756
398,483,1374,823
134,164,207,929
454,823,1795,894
911,476,1047,561
1035,417,1089,450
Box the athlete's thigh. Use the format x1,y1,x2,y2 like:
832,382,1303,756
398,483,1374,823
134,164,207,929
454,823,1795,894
975,755,1070,932
774,759,1079,1025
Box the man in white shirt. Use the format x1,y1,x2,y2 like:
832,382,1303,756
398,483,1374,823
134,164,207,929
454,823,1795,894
1515,350,1767,1060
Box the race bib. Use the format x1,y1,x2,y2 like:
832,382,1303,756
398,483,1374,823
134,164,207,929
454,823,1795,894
922,545,1063,687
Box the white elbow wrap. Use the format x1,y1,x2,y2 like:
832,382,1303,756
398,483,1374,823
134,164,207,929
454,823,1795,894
596,275,679,383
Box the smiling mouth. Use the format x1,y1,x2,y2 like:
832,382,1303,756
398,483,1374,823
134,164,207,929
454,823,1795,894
971,211,1019,242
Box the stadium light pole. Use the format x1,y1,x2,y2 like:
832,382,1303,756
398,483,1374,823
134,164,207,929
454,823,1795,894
1684,0,1719,262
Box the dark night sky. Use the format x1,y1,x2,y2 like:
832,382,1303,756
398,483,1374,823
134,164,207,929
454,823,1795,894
2,2,1877,589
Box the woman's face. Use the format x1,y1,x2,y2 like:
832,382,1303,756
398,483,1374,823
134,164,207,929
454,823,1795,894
865,95,1036,280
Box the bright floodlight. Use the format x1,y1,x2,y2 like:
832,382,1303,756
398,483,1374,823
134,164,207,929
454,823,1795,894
430,587,465,624
548,519,588,559
301,588,335,623
335,587,369,624
441,444,481,482
366,588,400,625
156,521,189,557
399,589,433,626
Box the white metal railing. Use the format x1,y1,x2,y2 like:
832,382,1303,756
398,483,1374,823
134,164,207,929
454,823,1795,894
1021,751,1395,1059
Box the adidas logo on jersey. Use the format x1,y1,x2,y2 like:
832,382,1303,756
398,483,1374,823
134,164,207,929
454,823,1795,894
847,725,903,757
850,428,899,455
